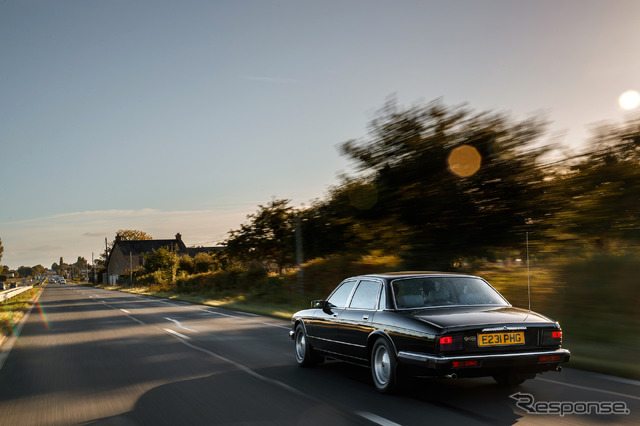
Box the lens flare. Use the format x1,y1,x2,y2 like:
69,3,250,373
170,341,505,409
36,300,50,330
619,90,640,110
447,144,482,178
2,302,20,344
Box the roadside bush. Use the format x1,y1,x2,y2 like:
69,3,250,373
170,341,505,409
144,247,178,274
555,254,640,340
193,252,215,273
178,255,195,274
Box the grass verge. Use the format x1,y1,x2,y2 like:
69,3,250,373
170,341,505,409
0,287,43,343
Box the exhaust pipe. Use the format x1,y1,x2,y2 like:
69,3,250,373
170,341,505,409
445,373,457,380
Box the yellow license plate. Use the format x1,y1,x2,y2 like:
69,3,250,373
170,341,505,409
478,332,525,346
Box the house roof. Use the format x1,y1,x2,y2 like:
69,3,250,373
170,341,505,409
113,239,188,256
108,233,223,263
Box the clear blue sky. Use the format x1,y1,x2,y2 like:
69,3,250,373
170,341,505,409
1,0,639,269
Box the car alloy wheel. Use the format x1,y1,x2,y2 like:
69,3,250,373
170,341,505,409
295,326,307,364
371,339,398,393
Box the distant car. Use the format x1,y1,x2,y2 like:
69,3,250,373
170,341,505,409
290,272,570,393
59,278,67,284
0,283,6,290
9,282,17,289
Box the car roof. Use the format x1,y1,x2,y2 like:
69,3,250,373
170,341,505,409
357,271,479,280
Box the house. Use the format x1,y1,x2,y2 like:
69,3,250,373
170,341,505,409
106,233,222,284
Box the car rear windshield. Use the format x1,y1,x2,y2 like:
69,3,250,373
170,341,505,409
392,276,508,309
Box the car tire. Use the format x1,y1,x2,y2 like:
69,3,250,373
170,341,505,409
371,338,399,393
294,324,322,367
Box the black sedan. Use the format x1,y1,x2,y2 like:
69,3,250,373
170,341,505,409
290,272,570,393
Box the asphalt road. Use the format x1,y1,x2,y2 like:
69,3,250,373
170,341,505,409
0,284,638,425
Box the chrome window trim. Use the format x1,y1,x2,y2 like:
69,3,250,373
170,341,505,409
482,326,528,332
389,276,511,310
326,279,358,309
347,278,385,310
313,335,365,348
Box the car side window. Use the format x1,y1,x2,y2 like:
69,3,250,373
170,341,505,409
349,280,382,310
327,280,357,308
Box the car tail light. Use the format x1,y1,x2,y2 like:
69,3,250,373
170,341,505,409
538,355,563,363
437,335,464,352
542,329,563,346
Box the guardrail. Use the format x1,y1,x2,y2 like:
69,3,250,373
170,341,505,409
0,286,34,303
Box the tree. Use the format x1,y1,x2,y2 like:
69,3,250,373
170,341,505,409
0,236,3,263
18,266,34,278
116,229,153,240
339,97,550,269
543,117,640,250
225,199,295,274
32,264,45,276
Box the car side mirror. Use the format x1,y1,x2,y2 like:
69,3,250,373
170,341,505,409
311,300,327,309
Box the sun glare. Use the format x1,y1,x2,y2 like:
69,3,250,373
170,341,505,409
619,90,640,110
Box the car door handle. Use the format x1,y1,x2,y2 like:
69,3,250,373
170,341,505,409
362,315,369,321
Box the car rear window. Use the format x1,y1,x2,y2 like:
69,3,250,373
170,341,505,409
392,277,508,308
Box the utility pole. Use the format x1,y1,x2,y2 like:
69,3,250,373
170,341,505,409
295,211,304,297
130,252,133,287
105,237,109,285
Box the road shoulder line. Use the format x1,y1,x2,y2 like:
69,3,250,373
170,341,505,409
0,287,45,372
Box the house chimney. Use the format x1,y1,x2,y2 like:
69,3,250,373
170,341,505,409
175,233,182,242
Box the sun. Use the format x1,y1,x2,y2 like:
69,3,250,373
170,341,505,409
619,90,640,110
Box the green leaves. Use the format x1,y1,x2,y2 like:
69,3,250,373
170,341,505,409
225,199,296,273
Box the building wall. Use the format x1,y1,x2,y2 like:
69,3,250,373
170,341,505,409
107,246,144,277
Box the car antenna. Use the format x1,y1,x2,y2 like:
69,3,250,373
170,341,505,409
526,231,531,313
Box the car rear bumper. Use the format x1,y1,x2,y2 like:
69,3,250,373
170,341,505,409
398,348,570,375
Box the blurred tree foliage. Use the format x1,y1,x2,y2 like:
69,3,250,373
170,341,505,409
222,99,640,273
225,199,295,274
337,98,550,269
543,118,640,251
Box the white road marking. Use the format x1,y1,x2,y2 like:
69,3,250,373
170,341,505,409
120,309,131,314
0,287,44,372
356,412,401,426
538,378,640,401
579,369,640,387
164,317,197,332
198,309,289,330
100,302,146,326
164,330,306,398
163,328,191,340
